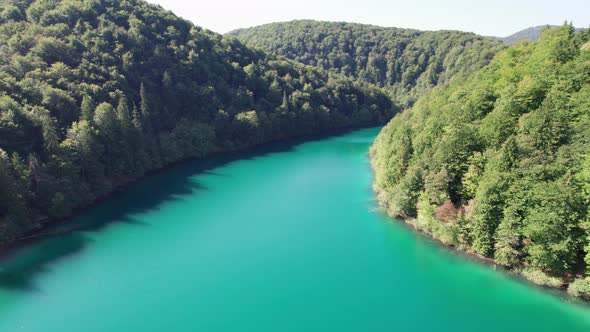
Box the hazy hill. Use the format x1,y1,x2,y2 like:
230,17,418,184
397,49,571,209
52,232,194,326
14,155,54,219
498,25,587,45
499,25,556,44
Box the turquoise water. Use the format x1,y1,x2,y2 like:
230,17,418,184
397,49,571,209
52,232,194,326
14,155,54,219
1,127,590,331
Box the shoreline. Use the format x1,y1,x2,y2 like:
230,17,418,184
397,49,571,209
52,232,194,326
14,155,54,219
3,124,588,303
0,125,381,259
368,162,589,303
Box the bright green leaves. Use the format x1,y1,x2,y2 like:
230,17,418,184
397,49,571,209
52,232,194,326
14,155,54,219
471,170,511,257
521,181,584,274
371,25,590,276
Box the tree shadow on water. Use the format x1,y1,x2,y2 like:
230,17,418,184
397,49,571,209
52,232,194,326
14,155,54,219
0,234,88,292
0,128,367,293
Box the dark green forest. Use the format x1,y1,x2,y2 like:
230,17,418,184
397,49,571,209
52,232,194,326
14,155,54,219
0,0,396,244
371,26,590,298
228,20,505,107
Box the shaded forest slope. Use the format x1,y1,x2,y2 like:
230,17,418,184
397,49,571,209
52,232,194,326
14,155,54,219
0,0,396,244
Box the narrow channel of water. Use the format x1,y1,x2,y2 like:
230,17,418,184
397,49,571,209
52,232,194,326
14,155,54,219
1,128,589,331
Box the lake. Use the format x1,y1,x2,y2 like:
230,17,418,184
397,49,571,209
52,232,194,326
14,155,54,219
1,127,590,331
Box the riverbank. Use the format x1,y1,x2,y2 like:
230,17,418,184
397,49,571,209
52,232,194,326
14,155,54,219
370,179,590,301
3,126,590,332
0,125,377,257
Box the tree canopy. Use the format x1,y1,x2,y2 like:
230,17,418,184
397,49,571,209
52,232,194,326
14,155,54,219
228,20,505,107
0,0,396,243
370,26,590,296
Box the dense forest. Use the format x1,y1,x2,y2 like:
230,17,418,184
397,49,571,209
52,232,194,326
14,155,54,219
228,20,505,107
0,0,397,244
371,26,590,299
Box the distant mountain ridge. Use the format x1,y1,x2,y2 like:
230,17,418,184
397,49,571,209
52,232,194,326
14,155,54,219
497,25,587,45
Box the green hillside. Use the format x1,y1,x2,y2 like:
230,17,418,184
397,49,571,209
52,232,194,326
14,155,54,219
0,0,396,244
371,26,590,298
228,20,505,107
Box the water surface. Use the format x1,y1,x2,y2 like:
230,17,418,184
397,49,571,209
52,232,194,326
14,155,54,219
1,128,590,331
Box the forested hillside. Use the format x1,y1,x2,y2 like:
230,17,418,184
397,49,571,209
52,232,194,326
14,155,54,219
0,0,396,244
228,20,505,107
371,26,590,298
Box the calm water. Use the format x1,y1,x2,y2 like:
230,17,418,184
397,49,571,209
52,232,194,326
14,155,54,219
1,127,590,331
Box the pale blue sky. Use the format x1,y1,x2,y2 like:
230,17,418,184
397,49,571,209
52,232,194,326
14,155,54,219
148,0,588,37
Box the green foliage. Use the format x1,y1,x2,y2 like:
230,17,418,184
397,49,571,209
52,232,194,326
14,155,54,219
494,204,522,267
518,267,564,288
0,0,397,244
471,170,511,256
568,279,590,300
0,148,30,240
229,20,505,107
371,26,590,278
522,181,583,274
